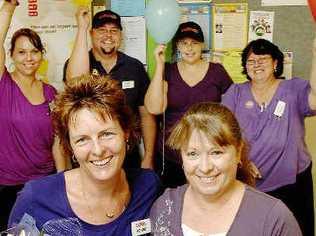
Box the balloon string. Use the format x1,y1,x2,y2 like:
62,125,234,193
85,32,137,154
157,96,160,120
161,83,166,176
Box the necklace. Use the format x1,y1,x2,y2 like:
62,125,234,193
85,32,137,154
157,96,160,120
79,171,130,223
251,79,279,111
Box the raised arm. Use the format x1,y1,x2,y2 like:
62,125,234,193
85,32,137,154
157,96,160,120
139,105,157,169
144,44,168,115
65,6,90,81
309,35,316,110
0,0,18,76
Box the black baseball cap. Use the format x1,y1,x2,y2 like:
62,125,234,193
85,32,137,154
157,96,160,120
92,10,122,30
174,21,204,43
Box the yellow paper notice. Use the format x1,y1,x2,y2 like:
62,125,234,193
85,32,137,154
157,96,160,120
72,0,92,7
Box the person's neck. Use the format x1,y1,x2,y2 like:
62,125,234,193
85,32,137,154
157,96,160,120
93,49,118,73
187,181,244,211
11,70,37,86
93,48,118,62
251,76,277,91
79,169,127,199
179,58,205,71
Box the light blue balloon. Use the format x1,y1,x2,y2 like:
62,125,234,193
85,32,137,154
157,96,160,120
145,0,180,44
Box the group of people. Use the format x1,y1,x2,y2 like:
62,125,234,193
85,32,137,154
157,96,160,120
1,0,315,235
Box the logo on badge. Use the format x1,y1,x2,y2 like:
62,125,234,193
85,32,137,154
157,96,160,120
131,218,151,236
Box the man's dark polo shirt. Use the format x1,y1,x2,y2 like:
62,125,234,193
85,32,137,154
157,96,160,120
64,50,150,114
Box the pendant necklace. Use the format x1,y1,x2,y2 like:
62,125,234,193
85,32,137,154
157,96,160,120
80,172,130,223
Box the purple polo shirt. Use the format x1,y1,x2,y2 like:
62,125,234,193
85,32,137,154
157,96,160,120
0,69,56,185
222,78,315,191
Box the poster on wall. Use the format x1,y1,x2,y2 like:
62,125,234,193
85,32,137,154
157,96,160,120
262,0,307,6
248,11,274,42
2,0,84,90
178,0,212,2
120,16,147,64
179,3,212,49
212,3,248,51
111,0,145,16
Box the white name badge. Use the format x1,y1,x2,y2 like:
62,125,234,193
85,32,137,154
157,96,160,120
122,80,135,89
131,218,151,236
274,100,286,118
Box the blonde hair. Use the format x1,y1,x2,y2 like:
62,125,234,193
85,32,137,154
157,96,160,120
168,102,255,186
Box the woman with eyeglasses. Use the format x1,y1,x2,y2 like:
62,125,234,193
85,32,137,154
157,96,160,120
222,38,316,236
145,21,233,189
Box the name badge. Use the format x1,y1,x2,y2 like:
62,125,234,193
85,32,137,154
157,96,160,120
131,218,151,236
273,100,286,118
122,80,135,89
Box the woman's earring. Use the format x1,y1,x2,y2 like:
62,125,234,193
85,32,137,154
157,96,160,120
238,160,243,168
71,154,78,163
126,140,130,151
274,68,277,73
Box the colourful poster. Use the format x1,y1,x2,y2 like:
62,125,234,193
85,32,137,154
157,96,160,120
248,11,274,42
3,0,87,90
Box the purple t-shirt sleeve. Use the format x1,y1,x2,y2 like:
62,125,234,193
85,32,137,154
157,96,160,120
43,83,57,103
263,200,302,236
9,183,33,227
221,83,240,112
291,77,316,116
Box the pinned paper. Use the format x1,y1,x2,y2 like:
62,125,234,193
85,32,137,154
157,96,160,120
72,0,92,7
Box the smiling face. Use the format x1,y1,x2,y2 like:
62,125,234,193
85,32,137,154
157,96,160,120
181,129,240,199
245,53,277,83
69,108,127,182
177,38,203,64
91,23,122,57
11,36,43,76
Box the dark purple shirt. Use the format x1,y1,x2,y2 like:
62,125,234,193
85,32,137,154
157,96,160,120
0,69,56,185
222,78,315,191
158,62,232,163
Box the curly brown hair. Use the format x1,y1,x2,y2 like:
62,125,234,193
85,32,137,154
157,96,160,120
51,74,138,159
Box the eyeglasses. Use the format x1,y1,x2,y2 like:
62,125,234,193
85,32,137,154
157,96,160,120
94,28,120,36
178,40,201,48
246,56,271,66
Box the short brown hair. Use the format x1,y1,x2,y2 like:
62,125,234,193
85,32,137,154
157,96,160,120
10,28,45,56
52,74,138,159
168,102,255,186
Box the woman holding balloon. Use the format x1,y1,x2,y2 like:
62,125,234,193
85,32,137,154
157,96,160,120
145,21,233,188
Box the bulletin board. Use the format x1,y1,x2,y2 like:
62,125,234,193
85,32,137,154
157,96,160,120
146,0,314,81
214,0,314,81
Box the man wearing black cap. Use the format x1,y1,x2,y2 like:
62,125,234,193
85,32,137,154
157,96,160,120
64,7,156,169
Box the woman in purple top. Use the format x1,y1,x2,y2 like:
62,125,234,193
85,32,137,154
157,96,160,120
222,38,316,236
0,0,64,231
150,102,301,235
145,21,233,188
9,75,160,235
